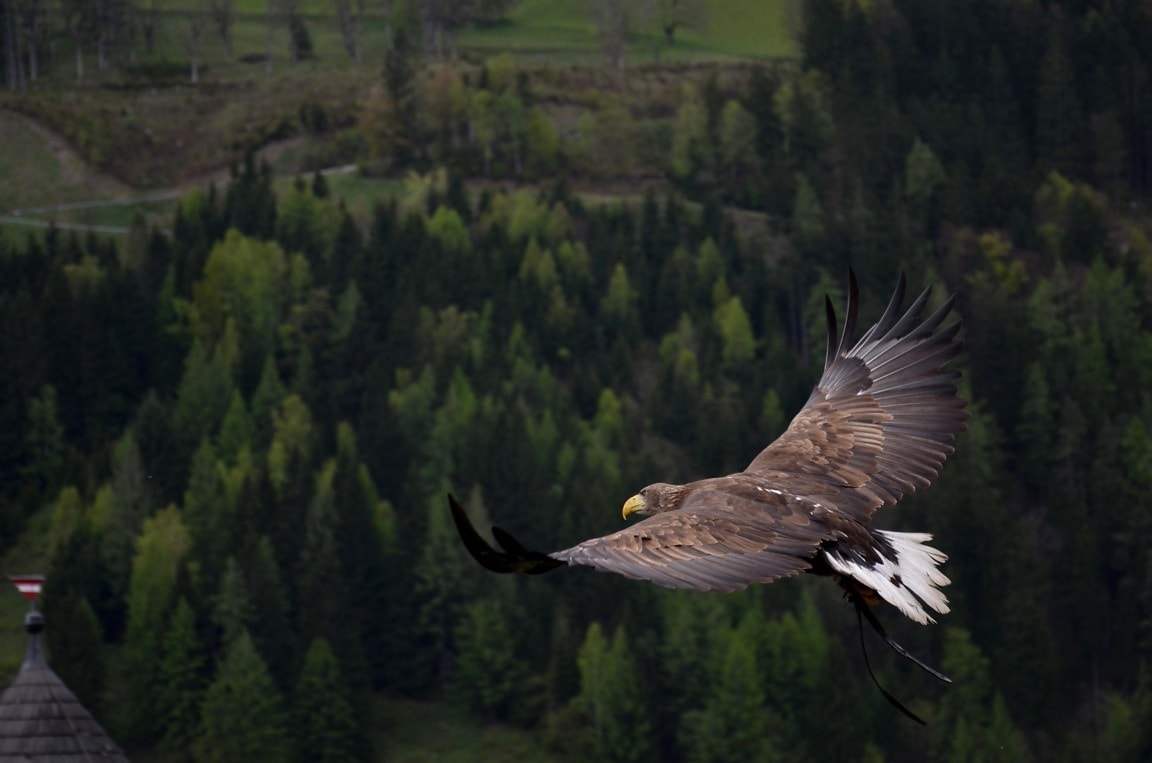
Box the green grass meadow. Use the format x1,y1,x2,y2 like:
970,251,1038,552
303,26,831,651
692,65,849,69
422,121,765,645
457,0,798,61
141,0,797,71
371,698,566,763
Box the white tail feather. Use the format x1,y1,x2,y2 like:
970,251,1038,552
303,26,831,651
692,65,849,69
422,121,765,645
823,530,951,625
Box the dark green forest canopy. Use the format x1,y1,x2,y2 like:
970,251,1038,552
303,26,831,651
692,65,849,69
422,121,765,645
2,1,1152,761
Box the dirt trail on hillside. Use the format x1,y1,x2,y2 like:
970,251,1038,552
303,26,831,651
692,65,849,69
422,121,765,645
2,110,324,214
2,109,135,207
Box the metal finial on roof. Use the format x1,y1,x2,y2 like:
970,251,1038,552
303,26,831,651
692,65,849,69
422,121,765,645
21,610,47,671
25,609,45,634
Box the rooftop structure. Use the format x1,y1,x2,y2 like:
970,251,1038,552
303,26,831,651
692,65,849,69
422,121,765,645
0,575,129,762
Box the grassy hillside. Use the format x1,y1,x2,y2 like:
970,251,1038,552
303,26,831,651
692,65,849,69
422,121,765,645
457,0,797,61
0,0,796,194
0,111,131,213
128,0,795,72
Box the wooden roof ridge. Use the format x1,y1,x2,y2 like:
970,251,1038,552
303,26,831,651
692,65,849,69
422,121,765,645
0,609,130,762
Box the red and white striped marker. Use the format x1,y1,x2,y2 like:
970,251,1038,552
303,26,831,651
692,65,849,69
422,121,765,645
9,575,45,601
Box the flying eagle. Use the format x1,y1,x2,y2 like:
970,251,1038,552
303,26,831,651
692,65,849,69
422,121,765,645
450,270,967,721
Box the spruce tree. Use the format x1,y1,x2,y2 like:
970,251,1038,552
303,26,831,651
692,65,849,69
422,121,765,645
102,431,156,601
214,556,254,651
183,438,226,605
216,391,255,465
123,505,191,740
681,626,777,763
575,622,653,763
158,597,208,751
453,596,523,720
293,637,369,763
246,536,294,690
194,630,291,763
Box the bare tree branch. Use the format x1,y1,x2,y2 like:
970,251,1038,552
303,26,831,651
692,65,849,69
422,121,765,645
333,0,364,64
207,0,234,64
182,7,206,83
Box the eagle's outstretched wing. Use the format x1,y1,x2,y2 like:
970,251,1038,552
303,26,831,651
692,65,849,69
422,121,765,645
450,484,823,591
744,270,968,522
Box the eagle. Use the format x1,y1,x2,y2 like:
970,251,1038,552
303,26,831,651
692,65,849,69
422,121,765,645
450,270,967,721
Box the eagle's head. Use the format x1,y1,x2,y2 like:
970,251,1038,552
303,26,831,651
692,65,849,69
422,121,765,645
622,482,685,519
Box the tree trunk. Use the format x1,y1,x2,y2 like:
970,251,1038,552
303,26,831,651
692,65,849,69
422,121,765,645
265,1,273,74
97,26,108,71
26,37,36,82
334,0,356,62
209,1,234,64
21,1,39,82
186,16,204,84
419,0,441,60
3,0,24,90
381,0,393,50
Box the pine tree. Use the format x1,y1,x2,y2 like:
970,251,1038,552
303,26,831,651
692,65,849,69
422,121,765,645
0,287,48,497
245,536,294,690
44,522,113,645
296,459,368,691
328,211,362,294
453,596,523,720
329,423,392,686
311,170,329,199
214,556,254,651
183,438,226,604
194,630,292,763
174,332,238,452
670,83,712,186
791,173,827,260
411,484,481,687
717,99,759,200
133,391,185,509
157,597,208,751
681,625,777,763
575,622,653,763
123,505,191,740
658,592,724,723
224,152,278,239
23,384,66,492
1036,21,1084,177
293,637,369,763
713,295,756,373
102,431,156,601
216,391,255,465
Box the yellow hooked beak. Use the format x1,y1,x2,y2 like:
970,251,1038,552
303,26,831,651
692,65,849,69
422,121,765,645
622,494,645,520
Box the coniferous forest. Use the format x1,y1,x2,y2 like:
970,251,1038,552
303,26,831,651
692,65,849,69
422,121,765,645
3,1,1152,761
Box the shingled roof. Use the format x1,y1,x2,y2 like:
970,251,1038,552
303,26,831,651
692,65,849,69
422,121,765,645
0,609,129,762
